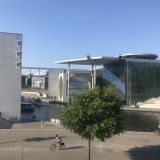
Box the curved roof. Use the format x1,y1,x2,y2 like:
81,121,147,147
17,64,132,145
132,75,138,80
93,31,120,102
54,57,120,65
54,54,160,66
115,53,158,60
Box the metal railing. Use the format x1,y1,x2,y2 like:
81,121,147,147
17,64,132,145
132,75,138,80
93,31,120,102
123,126,156,132
21,86,48,90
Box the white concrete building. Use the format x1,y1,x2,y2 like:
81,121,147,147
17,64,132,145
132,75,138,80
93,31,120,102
22,68,91,102
58,71,91,101
0,32,22,122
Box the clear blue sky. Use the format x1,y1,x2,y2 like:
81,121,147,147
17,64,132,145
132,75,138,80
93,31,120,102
0,0,160,69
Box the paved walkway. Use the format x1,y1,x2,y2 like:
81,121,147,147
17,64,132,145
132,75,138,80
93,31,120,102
21,92,69,104
0,122,160,160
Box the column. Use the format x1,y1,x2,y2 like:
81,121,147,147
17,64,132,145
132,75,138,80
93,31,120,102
68,63,70,102
92,64,94,89
126,61,129,106
25,78,27,86
94,61,96,86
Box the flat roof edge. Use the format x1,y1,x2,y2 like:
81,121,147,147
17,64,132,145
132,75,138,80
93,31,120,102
22,67,66,69
54,56,117,64
0,32,23,35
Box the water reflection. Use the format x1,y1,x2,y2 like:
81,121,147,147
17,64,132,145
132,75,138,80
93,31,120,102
21,102,66,122
124,110,160,131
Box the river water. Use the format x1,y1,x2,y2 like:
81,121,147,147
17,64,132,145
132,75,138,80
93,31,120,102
123,110,160,132
21,102,64,122
21,100,160,132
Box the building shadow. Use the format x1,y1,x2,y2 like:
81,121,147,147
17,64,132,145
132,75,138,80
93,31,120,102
125,145,160,160
23,136,66,142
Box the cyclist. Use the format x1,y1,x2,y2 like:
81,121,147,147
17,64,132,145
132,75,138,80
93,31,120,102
54,134,61,149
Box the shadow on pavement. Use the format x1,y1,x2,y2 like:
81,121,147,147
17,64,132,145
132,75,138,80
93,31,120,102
64,146,85,150
20,118,40,123
125,145,160,160
19,121,40,123
23,136,66,142
0,141,20,144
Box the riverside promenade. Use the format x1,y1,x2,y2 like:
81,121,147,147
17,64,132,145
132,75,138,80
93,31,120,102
0,122,160,160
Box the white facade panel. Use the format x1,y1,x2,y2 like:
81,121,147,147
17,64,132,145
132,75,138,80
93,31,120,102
58,73,68,102
48,69,65,99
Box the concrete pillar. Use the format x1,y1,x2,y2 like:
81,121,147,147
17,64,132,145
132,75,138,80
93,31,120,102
92,64,94,89
126,61,129,106
68,63,70,102
94,61,96,86
25,78,27,86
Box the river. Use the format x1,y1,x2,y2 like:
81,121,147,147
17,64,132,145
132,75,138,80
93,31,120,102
21,100,160,132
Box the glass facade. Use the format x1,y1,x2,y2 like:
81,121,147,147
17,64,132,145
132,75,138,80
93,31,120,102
32,77,45,89
97,60,160,106
21,76,48,90
127,61,160,105
66,75,89,99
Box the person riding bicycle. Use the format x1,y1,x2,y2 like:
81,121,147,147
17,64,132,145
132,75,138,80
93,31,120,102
54,134,61,149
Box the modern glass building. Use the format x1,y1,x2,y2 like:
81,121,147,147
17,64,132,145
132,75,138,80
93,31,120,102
96,53,160,106
55,53,160,105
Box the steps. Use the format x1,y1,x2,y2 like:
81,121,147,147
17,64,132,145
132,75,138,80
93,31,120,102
129,96,160,108
144,97,160,104
137,96,160,106
0,118,14,129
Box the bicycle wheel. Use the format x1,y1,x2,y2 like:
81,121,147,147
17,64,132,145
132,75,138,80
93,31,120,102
60,144,65,150
50,144,56,150
155,132,159,136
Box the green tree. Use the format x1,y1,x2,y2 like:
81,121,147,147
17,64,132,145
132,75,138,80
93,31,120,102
59,86,126,160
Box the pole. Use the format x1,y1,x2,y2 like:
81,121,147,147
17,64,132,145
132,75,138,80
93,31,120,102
22,146,23,160
88,139,90,160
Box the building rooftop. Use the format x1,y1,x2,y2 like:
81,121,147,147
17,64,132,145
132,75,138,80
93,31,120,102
54,56,120,66
54,54,160,66
115,53,158,60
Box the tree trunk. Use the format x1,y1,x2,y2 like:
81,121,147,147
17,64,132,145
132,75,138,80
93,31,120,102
88,139,90,160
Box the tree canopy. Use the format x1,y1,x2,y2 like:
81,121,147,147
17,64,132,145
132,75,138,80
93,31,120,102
59,86,126,142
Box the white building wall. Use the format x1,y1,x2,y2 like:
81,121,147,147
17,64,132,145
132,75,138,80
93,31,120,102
49,69,91,102
48,69,66,99
58,72,91,102
0,32,22,122
58,73,70,102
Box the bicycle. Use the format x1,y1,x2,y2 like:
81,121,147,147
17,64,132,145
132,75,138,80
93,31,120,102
50,141,65,150
155,130,160,136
